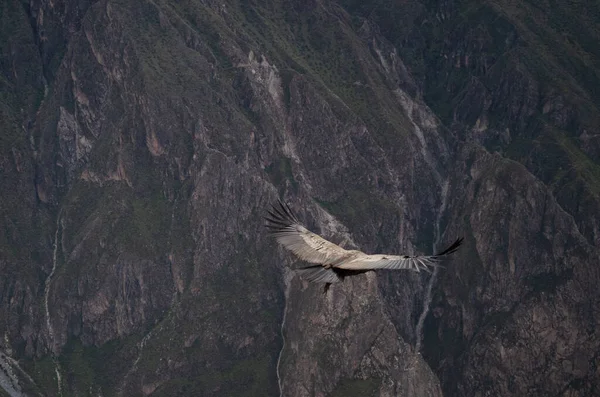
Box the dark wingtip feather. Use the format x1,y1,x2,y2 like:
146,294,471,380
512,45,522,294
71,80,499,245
435,237,464,257
277,199,299,223
264,200,299,233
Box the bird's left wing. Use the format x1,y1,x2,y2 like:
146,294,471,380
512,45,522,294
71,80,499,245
265,200,351,266
336,238,463,273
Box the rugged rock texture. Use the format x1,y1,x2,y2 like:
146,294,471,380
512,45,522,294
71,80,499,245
338,1,600,395
1,0,599,396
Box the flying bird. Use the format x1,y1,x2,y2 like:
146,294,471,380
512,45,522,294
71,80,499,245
265,200,463,284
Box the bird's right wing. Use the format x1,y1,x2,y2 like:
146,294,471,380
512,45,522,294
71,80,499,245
336,238,463,272
265,200,350,266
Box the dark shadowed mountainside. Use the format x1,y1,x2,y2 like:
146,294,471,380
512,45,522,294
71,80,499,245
0,0,599,396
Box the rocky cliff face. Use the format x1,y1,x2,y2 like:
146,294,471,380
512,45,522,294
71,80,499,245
1,0,599,396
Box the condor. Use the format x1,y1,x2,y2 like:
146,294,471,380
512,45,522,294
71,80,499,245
266,200,462,284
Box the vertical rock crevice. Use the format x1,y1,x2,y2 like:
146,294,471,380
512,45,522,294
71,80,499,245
44,211,63,396
415,180,449,353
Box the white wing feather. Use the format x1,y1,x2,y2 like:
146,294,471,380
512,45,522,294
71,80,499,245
337,238,464,272
337,254,438,272
265,201,352,266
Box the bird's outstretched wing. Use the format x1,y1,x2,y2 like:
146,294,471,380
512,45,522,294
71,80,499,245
336,238,463,273
264,200,351,267
265,200,463,282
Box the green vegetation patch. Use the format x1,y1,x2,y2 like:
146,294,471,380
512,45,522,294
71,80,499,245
59,340,97,396
21,355,60,397
265,156,298,194
314,188,396,229
118,189,170,256
329,377,381,397
552,130,600,198
151,355,274,397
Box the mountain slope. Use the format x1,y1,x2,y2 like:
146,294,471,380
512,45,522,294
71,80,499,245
0,0,599,396
336,0,600,395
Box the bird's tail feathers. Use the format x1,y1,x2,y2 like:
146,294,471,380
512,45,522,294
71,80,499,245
295,265,342,284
